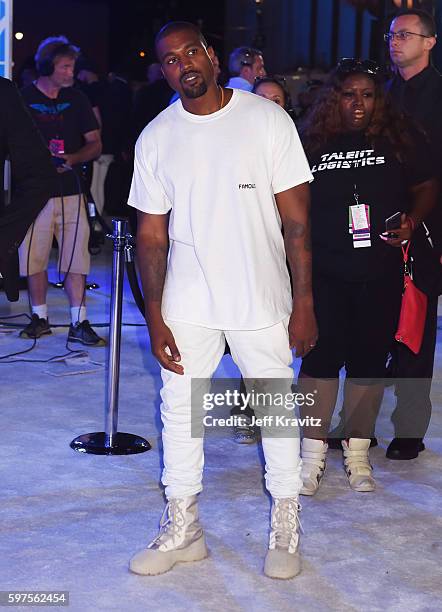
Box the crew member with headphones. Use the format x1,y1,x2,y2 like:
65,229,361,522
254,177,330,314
19,36,105,345
226,46,267,92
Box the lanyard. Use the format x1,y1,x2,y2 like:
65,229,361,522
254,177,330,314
353,184,360,206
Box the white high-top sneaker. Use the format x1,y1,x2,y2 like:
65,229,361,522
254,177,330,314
342,439,375,492
264,497,302,579
129,496,208,575
300,438,328,496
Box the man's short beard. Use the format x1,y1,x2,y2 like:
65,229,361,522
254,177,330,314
181,81,208,99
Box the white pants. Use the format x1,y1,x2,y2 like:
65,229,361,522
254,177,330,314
160,318,302,499
90,154,114,215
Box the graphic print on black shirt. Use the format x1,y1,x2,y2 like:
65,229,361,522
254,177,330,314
21,84,98,197
308,131,432,282
312,149,385,173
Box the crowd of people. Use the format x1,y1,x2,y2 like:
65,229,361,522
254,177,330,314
127,9,442,580
0,6,440,582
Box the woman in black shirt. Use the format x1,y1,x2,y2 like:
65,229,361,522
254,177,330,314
297,59,437,495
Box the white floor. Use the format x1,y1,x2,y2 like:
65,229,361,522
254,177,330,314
1,244,441,612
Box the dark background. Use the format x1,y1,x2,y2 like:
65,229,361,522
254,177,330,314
12,0,442,81
13,0,225,80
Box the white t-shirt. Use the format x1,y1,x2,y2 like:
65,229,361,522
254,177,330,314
128,89,313,330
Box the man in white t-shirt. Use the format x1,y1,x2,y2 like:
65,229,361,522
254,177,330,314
128,21,317,580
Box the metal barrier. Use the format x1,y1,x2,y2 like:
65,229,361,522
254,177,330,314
70,219,151,455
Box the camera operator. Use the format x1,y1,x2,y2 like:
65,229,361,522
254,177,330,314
18,36,105,346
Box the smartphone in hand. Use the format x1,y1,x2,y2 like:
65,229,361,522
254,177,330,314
385,211,402,239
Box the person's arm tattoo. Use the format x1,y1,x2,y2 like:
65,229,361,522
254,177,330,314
139,244,168,302
136,212,169,320
276,184,317,353
282,205,313,301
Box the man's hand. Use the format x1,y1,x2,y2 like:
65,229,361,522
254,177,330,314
149,317,184,375
380,213,413,247
54,130,102,170
58,153,75,167
53,154,72,173
289,302,318,358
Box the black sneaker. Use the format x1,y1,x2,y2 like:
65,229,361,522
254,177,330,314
233,416,258,445
386,438,425,460
327,432,378,449
19,314,51,339
68,320,106,346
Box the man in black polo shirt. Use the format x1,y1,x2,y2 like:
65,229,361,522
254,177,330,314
385,9,442,459
19,36,105,346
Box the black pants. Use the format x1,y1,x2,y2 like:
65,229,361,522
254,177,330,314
391,295,439,438
301,272,403,380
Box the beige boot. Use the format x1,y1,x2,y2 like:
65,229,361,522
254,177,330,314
300,438,328,496
264,497,302,579
129,496,208,575
342,439,375,492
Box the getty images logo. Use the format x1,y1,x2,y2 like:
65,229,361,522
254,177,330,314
238,183,256,189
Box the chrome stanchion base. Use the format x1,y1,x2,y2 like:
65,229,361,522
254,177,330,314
70,432,151,455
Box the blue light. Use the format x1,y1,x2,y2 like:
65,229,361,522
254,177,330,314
0,31,4,63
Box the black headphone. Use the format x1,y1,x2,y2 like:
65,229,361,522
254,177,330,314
240,49,254,67
36,43,75,77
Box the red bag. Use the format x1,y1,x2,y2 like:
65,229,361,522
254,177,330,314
395,242,428,355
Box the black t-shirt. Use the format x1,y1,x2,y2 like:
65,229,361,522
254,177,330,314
77,78,132,154
307,130,433,282
132,79,174,141
387,66,442,254
387,66,442,155
21,84,99,197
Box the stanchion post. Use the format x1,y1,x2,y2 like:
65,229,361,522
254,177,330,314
70,218,151,455
105,219,126,447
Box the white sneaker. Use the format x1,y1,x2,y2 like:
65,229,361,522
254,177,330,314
342,439,375,492
264,497,302,579
300,438,328,496
129,496,208,575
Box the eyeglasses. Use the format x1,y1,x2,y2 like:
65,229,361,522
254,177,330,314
337,58,380,75
384,31,434,43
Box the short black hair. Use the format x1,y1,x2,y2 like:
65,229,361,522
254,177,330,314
394,9,437,37
155,21,208,58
